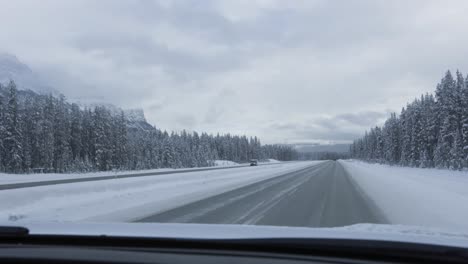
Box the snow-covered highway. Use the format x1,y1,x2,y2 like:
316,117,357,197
139,161,386,227
2,160,468,233
0,161,323,222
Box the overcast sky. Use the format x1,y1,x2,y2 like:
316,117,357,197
1,0,468,144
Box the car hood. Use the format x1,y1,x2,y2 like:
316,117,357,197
3,222,468,248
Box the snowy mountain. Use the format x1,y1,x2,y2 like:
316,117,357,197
124,109,146,123
0,53,152,129
75,101,153,131
0,53,57,95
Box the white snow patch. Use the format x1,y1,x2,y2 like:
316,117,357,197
263,159,281,163
212,160,239,166
342,223,468,241
340,160,468,232
0,161,322,223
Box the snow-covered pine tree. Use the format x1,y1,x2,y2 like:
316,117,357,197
53,95,71,172
40,95,55,171
451,71,465,169
70,103,83,162
93,106,112,171
374,126,384,163
113,110,128,169
409,99,423,167
434,117,451,168
3,81,23,173
451,129,464,170
0,84,5,171
20,95,34,171
423,94,438,167
461,74,468,167
399,107,411,166
436,71,460,168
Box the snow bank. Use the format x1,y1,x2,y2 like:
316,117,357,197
212,160,239,166
0,169,167,185
262,159,281,163
340,160,468,232
0,161,322,223
0,164,244,185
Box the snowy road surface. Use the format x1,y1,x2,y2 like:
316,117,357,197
3,159,468,233
139,161,386,227
0,161,322,222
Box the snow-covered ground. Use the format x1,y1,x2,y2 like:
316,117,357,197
0,159,280,185
0,161,321,223
0,163,245,185
340,160,468,232
212,160,239,166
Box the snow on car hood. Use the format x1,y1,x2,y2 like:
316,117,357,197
4,222,468,248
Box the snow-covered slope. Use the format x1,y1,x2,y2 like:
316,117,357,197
264,159,281,163
0,53,150,129
212,160,239,166
340,160,468,232
76,101,153,130
0,53,56,94
0,52,156,134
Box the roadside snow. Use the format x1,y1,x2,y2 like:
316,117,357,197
212,160,239,166
0,161,322,223
340,160,468,232
0,163,244,185
263,159,281,163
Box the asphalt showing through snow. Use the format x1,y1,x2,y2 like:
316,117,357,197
138,161,386,227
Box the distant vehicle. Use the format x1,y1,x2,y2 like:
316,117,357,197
250,159,258,166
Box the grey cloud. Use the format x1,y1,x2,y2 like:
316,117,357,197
268,121,362,143
2,0,468,144
292,123,364,143
335,111,390,126
270,123,297,131
203,88,236,124
73,33,243,80
313,118,339,131
267,110,390,143
204,105,224,124
297,129,361,142
175,114,197,128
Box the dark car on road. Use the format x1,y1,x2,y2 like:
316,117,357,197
250,159,258,166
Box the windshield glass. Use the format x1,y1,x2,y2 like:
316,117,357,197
0,0,468,244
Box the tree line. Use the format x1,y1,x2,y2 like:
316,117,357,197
350,70,468,170
0,81,298,173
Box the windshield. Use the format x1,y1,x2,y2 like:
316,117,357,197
0,0,468,244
